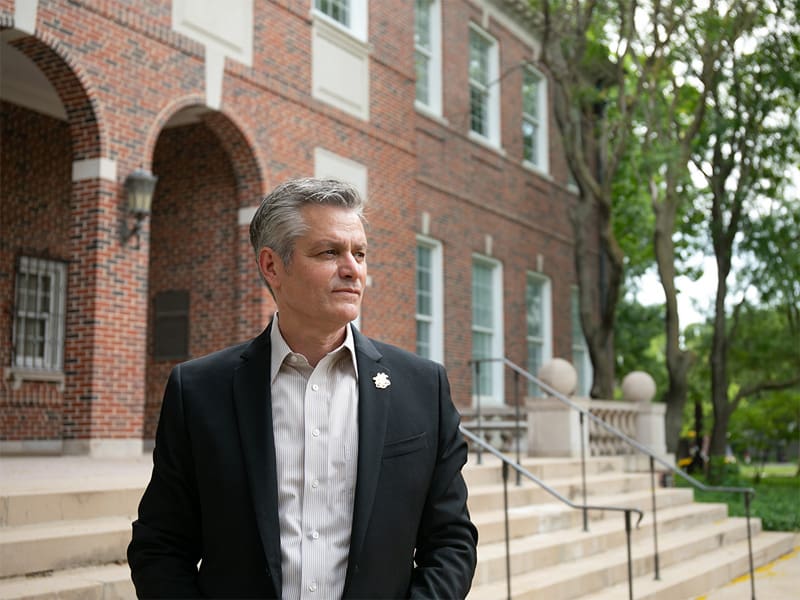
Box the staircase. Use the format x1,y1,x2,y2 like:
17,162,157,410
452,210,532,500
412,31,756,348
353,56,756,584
0,453,795,599
0,456,149,599
465,453,795,600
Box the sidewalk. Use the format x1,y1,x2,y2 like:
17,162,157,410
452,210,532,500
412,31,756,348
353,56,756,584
698,539,800,600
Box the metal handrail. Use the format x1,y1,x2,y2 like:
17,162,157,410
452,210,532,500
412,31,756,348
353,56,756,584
469,356,758,600
461,426,644,600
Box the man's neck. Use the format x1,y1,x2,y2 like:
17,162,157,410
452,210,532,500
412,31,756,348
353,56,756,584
276,316,347,367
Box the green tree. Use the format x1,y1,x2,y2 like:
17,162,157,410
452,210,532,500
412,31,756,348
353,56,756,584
687,0,800,458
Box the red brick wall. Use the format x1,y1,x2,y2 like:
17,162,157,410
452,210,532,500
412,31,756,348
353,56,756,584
0,102,72,441
1,0,598,447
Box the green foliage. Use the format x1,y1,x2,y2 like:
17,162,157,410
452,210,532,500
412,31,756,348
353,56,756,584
614,296,667,392
679,471,800,532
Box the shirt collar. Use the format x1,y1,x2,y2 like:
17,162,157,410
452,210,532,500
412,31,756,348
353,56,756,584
269,313,358,383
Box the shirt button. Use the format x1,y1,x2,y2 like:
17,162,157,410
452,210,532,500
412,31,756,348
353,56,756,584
308,582,318,592
312,428,320,437
311,383,319,391
310,530,320,539
311,479,319,488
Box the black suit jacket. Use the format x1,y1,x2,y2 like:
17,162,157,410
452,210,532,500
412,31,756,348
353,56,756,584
128,323,478,599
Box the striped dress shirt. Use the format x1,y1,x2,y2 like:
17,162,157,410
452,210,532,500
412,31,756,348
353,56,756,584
270,315,359,600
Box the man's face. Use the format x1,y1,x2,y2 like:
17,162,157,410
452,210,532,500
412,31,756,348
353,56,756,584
260,204,367,335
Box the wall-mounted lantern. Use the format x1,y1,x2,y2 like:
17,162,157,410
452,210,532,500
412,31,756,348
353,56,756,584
121,168,158,247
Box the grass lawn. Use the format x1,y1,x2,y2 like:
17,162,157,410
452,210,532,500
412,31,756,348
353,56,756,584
676,462,800,532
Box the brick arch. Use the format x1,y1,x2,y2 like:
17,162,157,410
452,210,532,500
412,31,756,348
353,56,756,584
143,97,267,203
203,111,267,206
9,32,104,160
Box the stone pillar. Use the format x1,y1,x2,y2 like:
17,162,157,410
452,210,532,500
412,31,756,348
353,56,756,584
621,371,673,467
527,358,590,457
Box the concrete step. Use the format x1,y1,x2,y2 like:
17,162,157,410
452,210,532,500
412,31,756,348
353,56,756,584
579,531,796,600
0,487,142,527
464,455,626,487
472,487,695,544
0,516,132,578
472,501,730,586
467,471,653,513
0,563,135,600
467,516,764,599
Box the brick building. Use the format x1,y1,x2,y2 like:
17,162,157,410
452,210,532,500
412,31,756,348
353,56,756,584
0,0,597,456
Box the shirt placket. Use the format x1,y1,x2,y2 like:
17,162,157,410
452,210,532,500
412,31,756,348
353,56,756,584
300,364,329,598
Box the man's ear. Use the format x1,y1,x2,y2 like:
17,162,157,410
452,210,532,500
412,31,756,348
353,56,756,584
258,247,283,291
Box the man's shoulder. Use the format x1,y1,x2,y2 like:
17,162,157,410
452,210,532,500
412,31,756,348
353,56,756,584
176,336,260,377
362,335,443,373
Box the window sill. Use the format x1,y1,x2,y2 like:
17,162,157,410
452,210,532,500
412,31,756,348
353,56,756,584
311,10,368,47
414,102,449,126
522,159,552,180
5,367,65,391
467,131,506,156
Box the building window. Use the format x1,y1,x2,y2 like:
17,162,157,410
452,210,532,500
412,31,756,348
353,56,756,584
414,0,442,115
571,287,592,396
416,237,444,363
12,257,67,370
468,25,500,144
472,256,504,405
313,0,367,41
526,273,552,396
315,0,349,26
522,67,548,171
153,290,190,360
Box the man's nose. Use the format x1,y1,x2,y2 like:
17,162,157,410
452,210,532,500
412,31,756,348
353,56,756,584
338,252,360,278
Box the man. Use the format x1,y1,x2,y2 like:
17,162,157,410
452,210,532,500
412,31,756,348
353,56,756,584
128,178,478,599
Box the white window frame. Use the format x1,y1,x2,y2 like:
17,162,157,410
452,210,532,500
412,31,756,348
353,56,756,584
313,0,368,42
522,65,549,174
526,272,552,396
471,255,504,406
468,24,500,146
571,287,593,396
414,0,442,117
415,236,444,364
12,256,67,371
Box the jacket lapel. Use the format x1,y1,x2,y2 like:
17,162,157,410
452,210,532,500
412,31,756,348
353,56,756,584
232,323,283,596
345,328,390,591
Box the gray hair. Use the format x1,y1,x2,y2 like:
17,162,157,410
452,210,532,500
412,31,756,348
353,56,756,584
249,177,366,276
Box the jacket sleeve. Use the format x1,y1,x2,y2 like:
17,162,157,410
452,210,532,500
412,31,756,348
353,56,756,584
127,364,203,598
409,365,478,599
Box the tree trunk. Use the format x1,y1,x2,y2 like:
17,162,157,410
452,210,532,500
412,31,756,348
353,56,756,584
653,196,692,453
571,192,622,399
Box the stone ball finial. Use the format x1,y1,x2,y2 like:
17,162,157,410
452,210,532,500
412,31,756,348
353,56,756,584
621,371,657,403
537,358,578,396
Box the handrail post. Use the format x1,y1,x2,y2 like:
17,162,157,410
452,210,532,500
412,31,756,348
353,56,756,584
745,491,756,600
625,510,634,600
514,370,521,486
579,411,588,532
502,462,512,600
474,360,482,465
649,456,661,580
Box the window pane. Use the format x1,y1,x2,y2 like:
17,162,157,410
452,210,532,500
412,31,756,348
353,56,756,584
416,320,431,358
470,87,487,135
415,51,430,104
523,71,539,118
527,341,543,396
472,331,493,395
414,0,431,49
316,0,349,27
526,278,543,337
522,120,538,164
472,263,493,328
416,245,432,316
469,31,489,85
